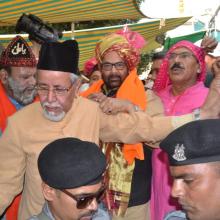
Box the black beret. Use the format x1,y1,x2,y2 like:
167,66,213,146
37,40,79,74
38,138,106,189
160,119,220,166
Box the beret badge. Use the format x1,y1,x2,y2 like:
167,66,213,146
172,144,186,162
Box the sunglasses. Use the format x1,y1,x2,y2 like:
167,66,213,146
61,186,106,209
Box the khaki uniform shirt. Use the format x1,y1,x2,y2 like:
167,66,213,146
0,96,193,220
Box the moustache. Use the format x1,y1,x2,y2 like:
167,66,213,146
108,75,121,81
24,86,36,92
171,63,184,70
42,102,61,108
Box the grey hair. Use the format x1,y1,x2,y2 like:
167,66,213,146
69,73,79,83
36,70,79,83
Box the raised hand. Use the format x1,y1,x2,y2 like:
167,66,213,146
200,36,218,54
201,57,220,118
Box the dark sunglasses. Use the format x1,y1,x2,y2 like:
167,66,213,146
61,186,106,209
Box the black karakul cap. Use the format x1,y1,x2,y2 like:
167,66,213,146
160,119,220,166
38,138,106,189
37,40,79,74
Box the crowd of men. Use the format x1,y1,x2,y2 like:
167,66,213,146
0,22,220,220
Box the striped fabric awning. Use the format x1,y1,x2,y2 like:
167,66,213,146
73,17,191,68
0,0,146,26
0,17,191,69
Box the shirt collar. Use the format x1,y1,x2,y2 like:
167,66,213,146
8,96,24,110
43,202,56,220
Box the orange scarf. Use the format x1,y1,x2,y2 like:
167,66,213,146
81,68,147,164
0,82,17,131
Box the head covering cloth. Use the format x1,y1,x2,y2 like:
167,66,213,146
0,35,36,67
83,57,98,77
160,119,220,166
95,28,146,71
153,40,206,93
37,40,79,74
38,137,106,189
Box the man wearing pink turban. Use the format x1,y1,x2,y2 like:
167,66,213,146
151,39,215,220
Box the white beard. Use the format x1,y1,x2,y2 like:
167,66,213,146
42,102,66,122
8,77,36,105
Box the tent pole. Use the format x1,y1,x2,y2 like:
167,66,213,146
71,22,75,39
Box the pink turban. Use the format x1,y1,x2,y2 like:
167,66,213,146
83,57,98,77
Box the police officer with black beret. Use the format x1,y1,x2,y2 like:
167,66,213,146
161,119,220,220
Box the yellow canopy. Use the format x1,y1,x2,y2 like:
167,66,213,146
70,17,191,68
0,0,146,26
0,17,190,69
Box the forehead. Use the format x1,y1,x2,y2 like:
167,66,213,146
10,66,36,75
102,51,124,63
68,182,102,194
171,47,193,54
37,69,71,85
152,59,163,68
170,163,216,178
91,70,101,77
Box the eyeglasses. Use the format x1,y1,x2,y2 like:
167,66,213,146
101,62,126,71
36,84,73,96
61,186,106,209
168,52,196,61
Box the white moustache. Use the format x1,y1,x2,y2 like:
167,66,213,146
42,102,61,108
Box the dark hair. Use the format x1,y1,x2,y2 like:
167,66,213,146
92,64,99,73
152,50,167,61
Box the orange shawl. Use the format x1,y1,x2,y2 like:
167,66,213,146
0,82,17,131
81,68,147,164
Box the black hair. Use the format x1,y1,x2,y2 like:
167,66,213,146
92,64,99,73
152,50,167,61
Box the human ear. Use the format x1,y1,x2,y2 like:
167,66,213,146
0,69,9,85
74,78,82,97
41,182,57,201
196,64,201,75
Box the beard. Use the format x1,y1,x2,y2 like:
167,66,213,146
42,101,66,122
8,77,36,105
104,75,123,90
